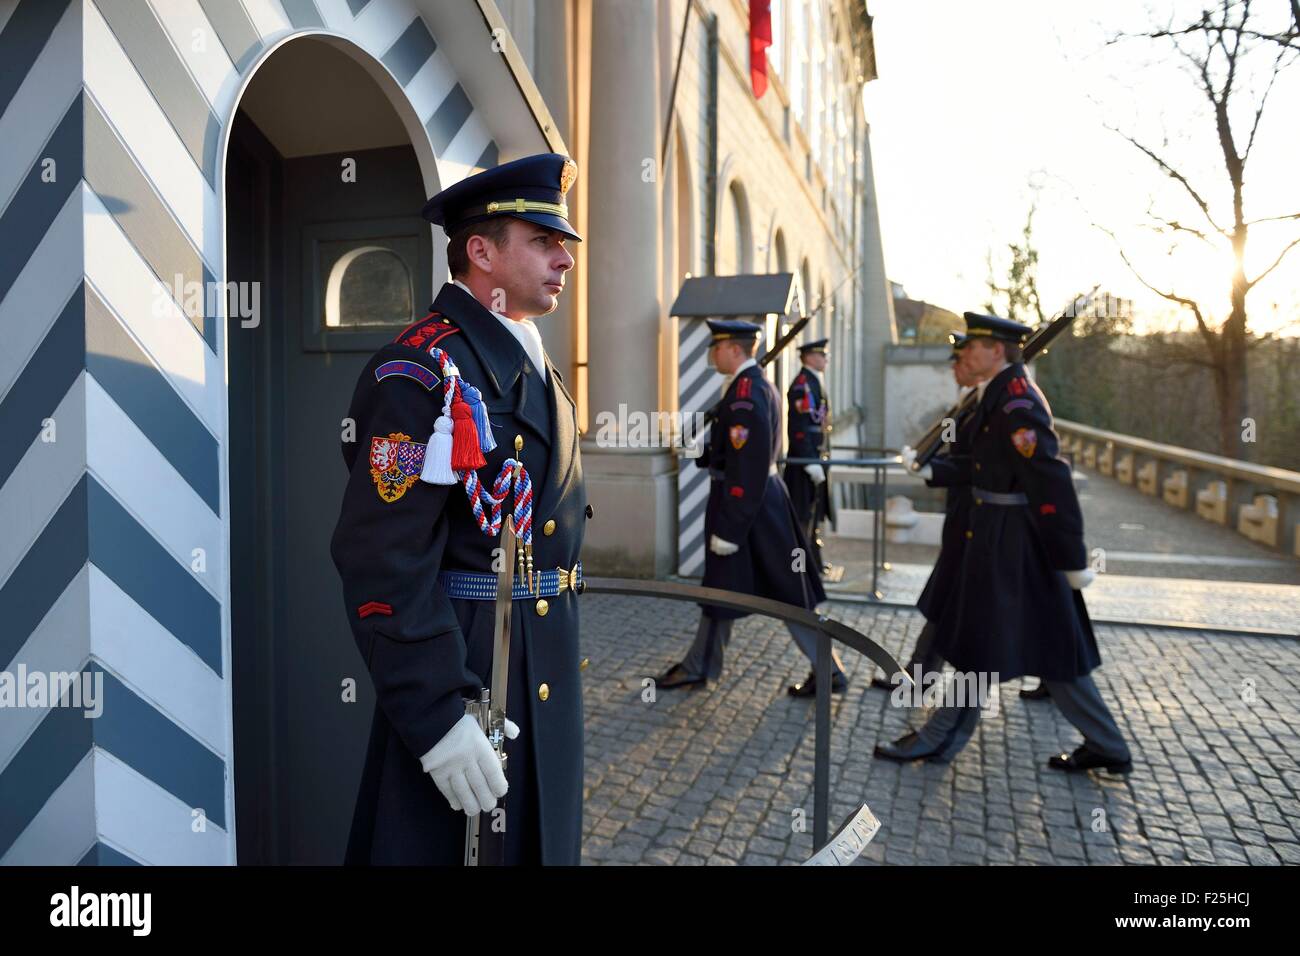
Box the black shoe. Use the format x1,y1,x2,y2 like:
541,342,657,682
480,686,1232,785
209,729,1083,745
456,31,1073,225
787,671,848,697
1047,745,1132,775
1020,681,1050,700
655,663,707,690
872,731,943,763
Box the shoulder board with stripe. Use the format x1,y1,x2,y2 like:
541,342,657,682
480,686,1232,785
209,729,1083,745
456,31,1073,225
393,312,459,349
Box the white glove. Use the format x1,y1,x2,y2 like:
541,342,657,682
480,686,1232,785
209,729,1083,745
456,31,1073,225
681,433,703,458
899,445,932,480
419,712,520,815
804,463,826,485
1064,568,1095,590
709,535,740,556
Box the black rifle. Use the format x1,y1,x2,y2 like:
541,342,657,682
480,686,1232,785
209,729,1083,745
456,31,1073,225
909,294,1092,469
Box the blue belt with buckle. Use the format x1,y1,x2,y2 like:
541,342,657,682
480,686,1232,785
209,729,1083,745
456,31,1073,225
971,487,1028,506
437,561,584,600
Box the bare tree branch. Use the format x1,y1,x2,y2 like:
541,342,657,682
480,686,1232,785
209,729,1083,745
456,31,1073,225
1244,45,1287,162
1093,222,1218,347
1100,0,1300,457
1137,3,1300,57
1221,0,1244,106
1245,211,1300,226
1105,126,1227,235
1143,202,1218,246
1247,234,1300,289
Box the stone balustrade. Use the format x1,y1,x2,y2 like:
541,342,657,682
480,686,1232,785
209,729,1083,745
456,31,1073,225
1056,419,1300,557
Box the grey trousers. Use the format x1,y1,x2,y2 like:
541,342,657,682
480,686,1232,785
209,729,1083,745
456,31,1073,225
680,614,845,681
914,673,1130,762
1043,674,1131,762
909,619,945,676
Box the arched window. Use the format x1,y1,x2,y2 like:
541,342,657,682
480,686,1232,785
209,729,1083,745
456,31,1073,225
809,0,825,164
674,130,694,283
324,244,414,327
720,180,751,275
818,278,829,339
773,228,788,274
789,0,807,124
799,258,812,318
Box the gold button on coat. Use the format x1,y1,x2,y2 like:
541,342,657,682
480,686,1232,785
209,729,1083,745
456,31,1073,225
535,598,549,616
580,657,590,671
543,519,556,536
965,530,974,539
538,683,550,701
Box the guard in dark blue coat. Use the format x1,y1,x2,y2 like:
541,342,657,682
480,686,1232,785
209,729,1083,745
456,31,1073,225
784,339,832,571
875,313,1131,773
655,320,842,697
870,332,973,699
331,154,591,865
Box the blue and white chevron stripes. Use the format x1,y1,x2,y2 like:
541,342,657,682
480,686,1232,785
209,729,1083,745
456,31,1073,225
0,0,512,866
676,317,720,578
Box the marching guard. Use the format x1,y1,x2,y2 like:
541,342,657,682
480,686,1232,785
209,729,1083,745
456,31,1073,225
869,332,976,716
655,320,845,696
784,339,833,572
875,313,1131,773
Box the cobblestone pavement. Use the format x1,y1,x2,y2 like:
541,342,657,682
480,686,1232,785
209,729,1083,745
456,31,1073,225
578,594,1300,865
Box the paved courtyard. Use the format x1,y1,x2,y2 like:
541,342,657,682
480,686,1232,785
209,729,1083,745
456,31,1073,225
577,595,1300,865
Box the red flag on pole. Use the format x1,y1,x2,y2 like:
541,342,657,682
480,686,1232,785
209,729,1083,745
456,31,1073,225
750,0,772,99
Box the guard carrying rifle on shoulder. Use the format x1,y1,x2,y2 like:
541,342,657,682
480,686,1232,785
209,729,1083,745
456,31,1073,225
655,320,845,697
784,338,834,573
874,313,1131,773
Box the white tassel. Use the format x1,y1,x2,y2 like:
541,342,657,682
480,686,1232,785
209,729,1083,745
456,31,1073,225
420,415,458,485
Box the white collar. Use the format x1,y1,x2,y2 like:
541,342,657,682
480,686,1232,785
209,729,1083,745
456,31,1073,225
799,364,823,385
452,279,548,383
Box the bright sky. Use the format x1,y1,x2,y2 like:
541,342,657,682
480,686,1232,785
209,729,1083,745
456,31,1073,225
861,0,1300,334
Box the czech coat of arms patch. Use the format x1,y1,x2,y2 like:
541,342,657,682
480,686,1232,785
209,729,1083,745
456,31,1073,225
370,432,427,502
729,425,749,450
1010,427,1038,459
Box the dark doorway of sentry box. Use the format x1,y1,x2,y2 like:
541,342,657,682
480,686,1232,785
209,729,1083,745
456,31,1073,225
225,40,436,864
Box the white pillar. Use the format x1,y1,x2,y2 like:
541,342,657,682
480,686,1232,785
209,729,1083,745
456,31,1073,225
579,0,676,576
